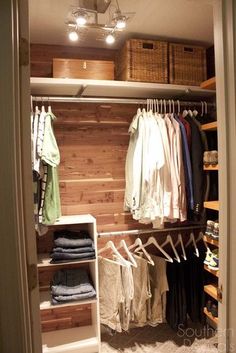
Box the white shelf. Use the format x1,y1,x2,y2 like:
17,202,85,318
37,253,96,268
40,291,97,310
31,77,215,99
51,215,96,226
42,326,99,353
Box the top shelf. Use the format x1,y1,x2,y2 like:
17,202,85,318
31,77,216,100
51,215,96,226
200,77,216,90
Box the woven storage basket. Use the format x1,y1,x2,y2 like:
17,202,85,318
169,43,207,85
116,39,168,83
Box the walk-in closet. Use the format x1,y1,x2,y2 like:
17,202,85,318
3,1,236,353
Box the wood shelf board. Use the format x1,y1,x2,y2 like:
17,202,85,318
37,254,96,268
201,121,217,131
40,291,97,310
204,284,218,301
204,307,218,325
203,235,219,247
204,201,219,211
204,265,219,278
200,77,216,90
51,215,96,226
204,165,219,171
42,325,98,353
31,77,216,99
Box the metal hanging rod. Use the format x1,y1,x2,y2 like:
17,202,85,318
97,224,205,238
31,96,216,107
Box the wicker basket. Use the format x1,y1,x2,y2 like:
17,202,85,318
169,43,207,86
116,39,168,83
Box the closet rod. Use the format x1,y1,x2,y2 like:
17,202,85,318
97,225,205,238
32,96,216,107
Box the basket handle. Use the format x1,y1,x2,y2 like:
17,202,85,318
142,42,154,50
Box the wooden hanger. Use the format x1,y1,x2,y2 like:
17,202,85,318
98,240,130,266
128,238,154,266
116,239,137,267
161,235,181,262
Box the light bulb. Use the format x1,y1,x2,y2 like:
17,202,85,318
106,33,115,45
69,30,79,41
116,18,126,29
76,15,87,26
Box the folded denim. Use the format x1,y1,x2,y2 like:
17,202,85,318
52,246,94,254
51,251,95,261
52,288,96,304
54,230,93,248
51,268,95,296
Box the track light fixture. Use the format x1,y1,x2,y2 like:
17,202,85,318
66,0,134,45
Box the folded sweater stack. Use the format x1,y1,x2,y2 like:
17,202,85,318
50,230,95,263
51,268,96,305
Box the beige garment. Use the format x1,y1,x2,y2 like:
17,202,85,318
119,264,134,331
131,254,152,327
98,257,124,332
148,255,169,326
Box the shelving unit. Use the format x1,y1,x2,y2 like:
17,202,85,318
202,121,217,131
37,215,101,353
204,201,219,211
204,284,218,301
200,77,216,90
203,164,219,171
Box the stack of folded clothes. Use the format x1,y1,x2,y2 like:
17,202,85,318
51,268,96,305
50,230,95,263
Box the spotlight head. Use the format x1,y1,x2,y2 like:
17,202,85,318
106,33,115,45
68,30,79,41
115,16,126,29
76,15,87,26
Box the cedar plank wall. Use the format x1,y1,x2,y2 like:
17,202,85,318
31,44,151,232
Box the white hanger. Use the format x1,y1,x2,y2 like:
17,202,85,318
116,239,137,267
163,99,167,115
98,240,130,266
136,236,173,263
48,97,52,114
177,100,181,115
128,238,154,266
193,106,198,117
168,99,172,114
160,99,163,115
41,98,46,113
174,233,187,261
161,235,181,262
185,232,199,257
172,100,175,115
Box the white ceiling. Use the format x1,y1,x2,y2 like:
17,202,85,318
29,0,214,49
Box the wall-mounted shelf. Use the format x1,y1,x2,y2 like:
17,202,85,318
204,201,219,211
37,254,96,268
204,265,219,278
204,165,219,171
204,284,218,301
204,307,218,325
30,77,216,100
200,77,216,90
202,121,217,131
203,235,219,247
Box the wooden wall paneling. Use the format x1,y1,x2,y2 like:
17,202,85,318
30,44,117,77
41,304,92,332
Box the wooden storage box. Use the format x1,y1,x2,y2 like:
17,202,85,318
116,39,168,83
53,58,114,80
169,43,207,86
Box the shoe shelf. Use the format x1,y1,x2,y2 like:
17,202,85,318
202,121,217,131
200,77,216,90
204,307,218,325
203,164,219,171
204,201,219,211
204,284,218,301
204,265,219,278
203,235,219,247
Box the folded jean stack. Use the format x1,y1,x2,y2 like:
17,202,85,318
50,230,95,263
51,268,96,305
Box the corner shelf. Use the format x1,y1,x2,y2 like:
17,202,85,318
204,284,218,301
203,235,219,247
200,77,216,90
203,165,219,171
204,201,219,211
204,308,218,325
201,121,217,131
204,265,219,278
